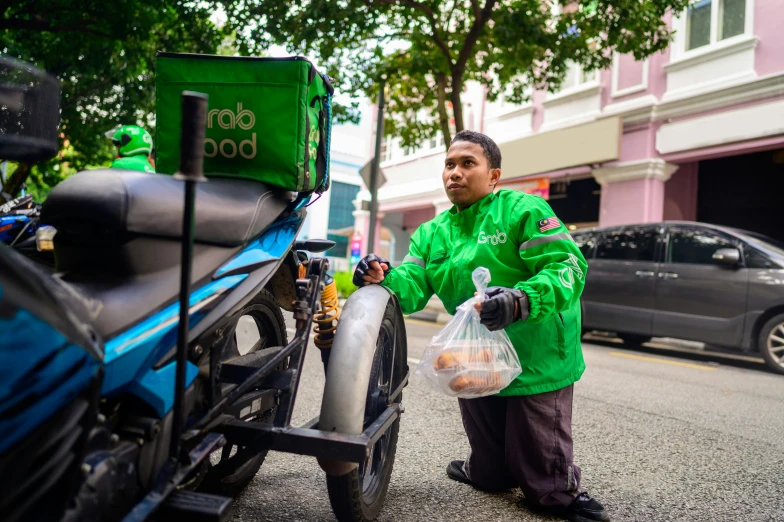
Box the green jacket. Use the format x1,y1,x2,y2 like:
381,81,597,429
111,155,155,173
382,190,587,396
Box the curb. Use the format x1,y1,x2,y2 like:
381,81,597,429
408,310,451,325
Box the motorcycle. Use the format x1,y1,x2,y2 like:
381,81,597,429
0,195,55,267
0,56,407,522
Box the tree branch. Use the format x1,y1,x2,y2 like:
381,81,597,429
400,0,453,64
0,17,113,38
0,163,31,203
447,0,495,132
443,0,459,32
62,77,116,110
372,0,454,64
454,0,495,75
436,72,452,147
469,0,480,19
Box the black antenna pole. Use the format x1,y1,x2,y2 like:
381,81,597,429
170,91,209,460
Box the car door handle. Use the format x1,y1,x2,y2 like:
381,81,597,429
658,272,679,279
635,271,655,278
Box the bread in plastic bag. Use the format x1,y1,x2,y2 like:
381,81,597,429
415,267,522,398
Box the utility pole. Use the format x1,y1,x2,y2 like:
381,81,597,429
367,76,385,255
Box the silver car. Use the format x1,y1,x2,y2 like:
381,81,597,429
574,221,784,374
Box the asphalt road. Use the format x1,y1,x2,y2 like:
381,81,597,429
232,317,784,522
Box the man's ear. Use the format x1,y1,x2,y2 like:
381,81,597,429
490,168,501,187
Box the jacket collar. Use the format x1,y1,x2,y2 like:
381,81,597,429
448,191,496,221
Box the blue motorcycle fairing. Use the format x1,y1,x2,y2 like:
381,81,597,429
0,306,101,454
214,216,301,278
129,359,200,417
0,214,34,244
101,275,246,416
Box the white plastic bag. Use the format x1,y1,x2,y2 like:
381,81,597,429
415,267,522,398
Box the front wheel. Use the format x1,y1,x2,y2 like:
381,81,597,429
199,289,288,497
759,313,784,375
326,301,405,522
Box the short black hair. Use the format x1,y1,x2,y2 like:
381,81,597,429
451,130,502,170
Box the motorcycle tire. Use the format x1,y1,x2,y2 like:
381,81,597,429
199,289,288,497
326,303,404,522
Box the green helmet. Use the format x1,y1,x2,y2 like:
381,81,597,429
107,125,153,157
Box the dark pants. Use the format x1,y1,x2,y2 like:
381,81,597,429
458,384,581,508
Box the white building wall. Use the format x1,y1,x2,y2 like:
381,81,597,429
299,116,369,242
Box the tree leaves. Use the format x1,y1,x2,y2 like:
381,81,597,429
1,0,225,199
223,0,690,149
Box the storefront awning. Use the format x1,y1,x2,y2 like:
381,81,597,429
327,226,356,237
498,116,621,180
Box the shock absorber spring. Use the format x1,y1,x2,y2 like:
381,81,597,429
299,260,341,369
314,274,340,368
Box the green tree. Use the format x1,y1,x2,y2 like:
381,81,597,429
223,0,689,147
1,0,225,201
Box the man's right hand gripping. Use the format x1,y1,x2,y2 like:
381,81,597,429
353,254,392,287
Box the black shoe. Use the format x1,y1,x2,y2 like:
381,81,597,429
565,492,610,522
446,460,471,485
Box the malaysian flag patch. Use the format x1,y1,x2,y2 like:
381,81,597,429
537,217,561,232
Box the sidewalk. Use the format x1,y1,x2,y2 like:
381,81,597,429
408,295,451,324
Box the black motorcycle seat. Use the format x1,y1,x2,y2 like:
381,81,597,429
42,169,293,247
62,243,239,339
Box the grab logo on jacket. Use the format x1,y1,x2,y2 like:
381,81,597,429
204,103,257,160
478,230,507,245
559,253,584,289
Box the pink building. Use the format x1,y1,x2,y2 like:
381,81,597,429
354,0,784,264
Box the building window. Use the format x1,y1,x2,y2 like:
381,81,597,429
720,0,746,40
327,181,361,258
686,0,747,51
380,136,392,162
429,134,444,150
558,61,597,92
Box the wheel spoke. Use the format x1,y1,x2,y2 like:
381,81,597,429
221,444,233,461
769,335,784,346
778,325,784,337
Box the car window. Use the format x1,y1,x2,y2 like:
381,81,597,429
573,232,595,259
668,228,737,265
736,233,784,260
745,248,783,269
596,227,658,262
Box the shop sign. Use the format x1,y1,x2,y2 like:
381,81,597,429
350,233,362,265
502,177,550,200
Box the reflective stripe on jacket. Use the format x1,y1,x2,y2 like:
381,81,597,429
382,190,587,396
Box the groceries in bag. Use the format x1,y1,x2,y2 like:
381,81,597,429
415,267,522,398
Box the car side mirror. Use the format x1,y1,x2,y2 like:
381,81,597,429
712,248,741,266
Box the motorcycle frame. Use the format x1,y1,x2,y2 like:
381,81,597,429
123,242,407,521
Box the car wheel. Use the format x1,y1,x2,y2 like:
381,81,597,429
618,333,652,346
759,313,784,375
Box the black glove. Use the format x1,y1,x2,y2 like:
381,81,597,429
479,287,529,331
353,254,392,287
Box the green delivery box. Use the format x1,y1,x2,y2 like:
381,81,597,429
155,52,333,193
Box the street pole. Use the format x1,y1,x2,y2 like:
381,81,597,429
367,76,385,255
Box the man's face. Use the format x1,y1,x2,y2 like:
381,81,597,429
442,141,501,209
